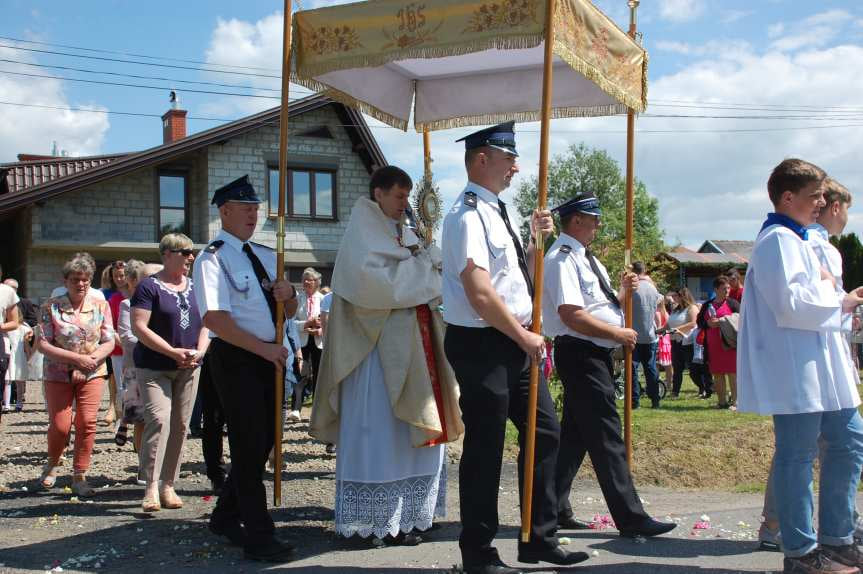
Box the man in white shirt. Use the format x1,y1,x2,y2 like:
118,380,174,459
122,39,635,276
192,175,298,563
441,122,588,574
543,192,675,539
738,159,863,574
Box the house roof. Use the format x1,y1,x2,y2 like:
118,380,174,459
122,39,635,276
664,251,750,266
698,239,754,258
0,93,387,214
1,153,129,196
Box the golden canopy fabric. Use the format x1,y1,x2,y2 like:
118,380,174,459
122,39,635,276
292,0,648,131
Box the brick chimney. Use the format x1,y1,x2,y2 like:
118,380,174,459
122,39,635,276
162,108,187,144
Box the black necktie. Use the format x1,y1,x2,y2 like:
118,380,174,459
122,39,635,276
242,243,278,326
497,200,534,297
585,248,621,309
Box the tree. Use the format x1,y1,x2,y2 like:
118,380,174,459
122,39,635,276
514,143,665,281
832,232,863,289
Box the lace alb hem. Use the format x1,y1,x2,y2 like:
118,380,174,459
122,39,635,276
335,464,447,539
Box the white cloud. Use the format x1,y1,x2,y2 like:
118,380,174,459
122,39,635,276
629,43,863,245
770,10,851,52
767,22,785,39
0,45,109,162
720,10,752,25
658,0,705,23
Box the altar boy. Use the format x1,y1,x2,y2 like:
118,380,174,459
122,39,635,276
738,159,863,574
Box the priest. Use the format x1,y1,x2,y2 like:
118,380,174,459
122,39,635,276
310,165,463,546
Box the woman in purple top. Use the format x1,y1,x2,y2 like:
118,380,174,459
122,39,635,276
131,233,209,513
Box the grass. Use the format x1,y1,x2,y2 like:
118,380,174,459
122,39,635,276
505,374,776,492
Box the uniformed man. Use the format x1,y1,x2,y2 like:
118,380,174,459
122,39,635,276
192,175,299,562
543,191,676,538
441,122,589,574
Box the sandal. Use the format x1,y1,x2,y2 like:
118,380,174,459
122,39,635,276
71,478,96,498
159,487,183,509
40,462,61,489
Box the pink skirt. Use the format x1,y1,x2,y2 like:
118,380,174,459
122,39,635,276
657,334,672,366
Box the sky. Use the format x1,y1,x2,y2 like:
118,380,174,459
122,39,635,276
2,0,863,248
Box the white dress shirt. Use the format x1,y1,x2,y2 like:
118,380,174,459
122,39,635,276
294,290,324,349
192,229,279,343
542,233,624,348
737,224,860,415
441,182,532,327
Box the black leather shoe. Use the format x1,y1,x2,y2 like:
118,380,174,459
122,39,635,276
518,545,590,566
243,539,296,562
558,515,592,530
619,518,677,538
209,518,246,546
464,563,523,574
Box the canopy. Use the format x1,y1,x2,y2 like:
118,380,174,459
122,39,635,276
292,0,648,131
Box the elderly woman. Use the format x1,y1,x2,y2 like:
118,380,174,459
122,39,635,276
100,260,129,426
132,234,208,512
37,253,116,496
697,276,740,409
289,267,323,421
114,260,162,453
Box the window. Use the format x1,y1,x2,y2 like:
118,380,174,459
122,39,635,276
268,167,336,220
157,171,188,238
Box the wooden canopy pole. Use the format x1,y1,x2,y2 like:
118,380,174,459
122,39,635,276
520,0,556,544
274,0,294,506
623,0,639,468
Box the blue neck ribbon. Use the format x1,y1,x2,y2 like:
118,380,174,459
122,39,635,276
760,212,808,240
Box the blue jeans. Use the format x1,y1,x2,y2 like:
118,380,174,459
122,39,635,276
773,408,863,557
631,342,660,404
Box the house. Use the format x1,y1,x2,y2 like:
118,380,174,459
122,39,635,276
0,93,387,299
659,239,753,300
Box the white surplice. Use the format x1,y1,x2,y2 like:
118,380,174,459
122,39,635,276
335,346,446,538
808,223,860,391
737,224,861,415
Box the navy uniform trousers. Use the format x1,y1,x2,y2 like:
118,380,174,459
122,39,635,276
198,353,227,485
444,325,561,568
208,337,276,550
553,335,649,529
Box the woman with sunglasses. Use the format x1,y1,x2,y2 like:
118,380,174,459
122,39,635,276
131,233,209,512
100,260,129,426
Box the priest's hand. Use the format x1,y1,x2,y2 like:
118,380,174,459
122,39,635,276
529,209,554,242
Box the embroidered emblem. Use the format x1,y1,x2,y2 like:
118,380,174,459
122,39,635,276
560,244,572,254
205,240,224,253
464,191,477,208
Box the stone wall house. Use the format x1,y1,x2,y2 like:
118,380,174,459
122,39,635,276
0,94,386,299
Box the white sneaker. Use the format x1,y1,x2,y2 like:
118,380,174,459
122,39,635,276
287,410,301,422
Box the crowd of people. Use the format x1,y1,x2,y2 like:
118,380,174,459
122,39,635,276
1,124,862,574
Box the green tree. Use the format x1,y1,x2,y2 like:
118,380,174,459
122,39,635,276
514,143,665,280
832,232,863,289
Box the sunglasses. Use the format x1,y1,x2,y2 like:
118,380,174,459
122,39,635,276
112,260,126,269
169,249,196,257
